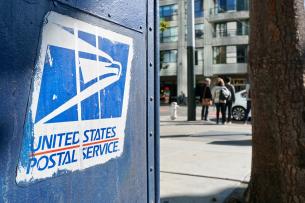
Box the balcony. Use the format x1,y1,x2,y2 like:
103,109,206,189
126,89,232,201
212,63,248,75
206,6,249,22
213,37,248,47
211,29,249,46
209,4,249,16
213,29,248,38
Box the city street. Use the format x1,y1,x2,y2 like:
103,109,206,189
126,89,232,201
160,105,252,203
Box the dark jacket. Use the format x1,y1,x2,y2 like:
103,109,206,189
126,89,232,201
225,83,235,102
200,84,212,102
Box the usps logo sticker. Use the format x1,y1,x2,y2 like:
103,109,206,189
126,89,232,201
16,12,133,184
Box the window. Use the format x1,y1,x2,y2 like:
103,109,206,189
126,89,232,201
215,22,227,37
237,20,249,36
160,4,178,21
216,0,249,13
195,48,204,65
237,45,248,63
214,21,249,37
213,45,248,64
160,50,178,63
160,27,178,43
237,0,249,11
194,0,204,18
232,78,246,92
217,0,227,12
213,46,226,64
226,0,236,11
195,24,204,39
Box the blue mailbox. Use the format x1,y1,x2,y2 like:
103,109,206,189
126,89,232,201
0,0,159,202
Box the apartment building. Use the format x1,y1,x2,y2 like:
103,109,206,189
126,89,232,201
204,0,249,91
160,0,249,103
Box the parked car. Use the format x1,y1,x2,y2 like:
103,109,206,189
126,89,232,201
232,90,251,121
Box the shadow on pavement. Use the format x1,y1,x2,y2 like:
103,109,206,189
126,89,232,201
160,120,248,126
208,140,252,146
161,123,217,126
161,187,241,203
161,133,251,139
199,133,252,137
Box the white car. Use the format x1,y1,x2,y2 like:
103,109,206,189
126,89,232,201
232,90,251,121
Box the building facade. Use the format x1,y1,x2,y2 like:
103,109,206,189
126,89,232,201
204,0,249,91
160,0,249,103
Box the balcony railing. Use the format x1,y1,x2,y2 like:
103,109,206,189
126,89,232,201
213,29,249,38
160,36,178,43
209,4,249,16
213,55,248,64
160,14,178,22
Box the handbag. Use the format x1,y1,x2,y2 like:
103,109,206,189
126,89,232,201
202,98,212,106
201,86,212,106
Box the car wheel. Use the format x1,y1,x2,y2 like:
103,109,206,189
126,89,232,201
232,106,246,121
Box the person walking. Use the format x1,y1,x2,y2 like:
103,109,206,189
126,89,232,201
224,77,235,124
177,91,186,105
244,83,251,124
212,78,231,125
200,78,212,121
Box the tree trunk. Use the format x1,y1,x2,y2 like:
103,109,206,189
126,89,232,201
247,0,305,202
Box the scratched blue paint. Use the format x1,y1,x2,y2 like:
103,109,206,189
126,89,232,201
99,38,129,118
36,46,78,123
81,93,100,120
18,111,34,168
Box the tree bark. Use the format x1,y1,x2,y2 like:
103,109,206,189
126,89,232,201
247,0,305,202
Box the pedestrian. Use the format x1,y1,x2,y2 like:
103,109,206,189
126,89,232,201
212,78,231,125
224,77,236,124
200,78,212,121
244,83,251,124
177,92,183,105
178,91,186,105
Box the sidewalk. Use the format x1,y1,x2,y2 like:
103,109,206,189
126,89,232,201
160,106,252,203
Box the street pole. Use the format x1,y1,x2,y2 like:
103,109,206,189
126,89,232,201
187,0,196,121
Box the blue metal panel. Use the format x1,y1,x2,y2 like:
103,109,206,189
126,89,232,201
147,0,158,203
0,0,158,202
55,0,146,32
154,1,161,202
